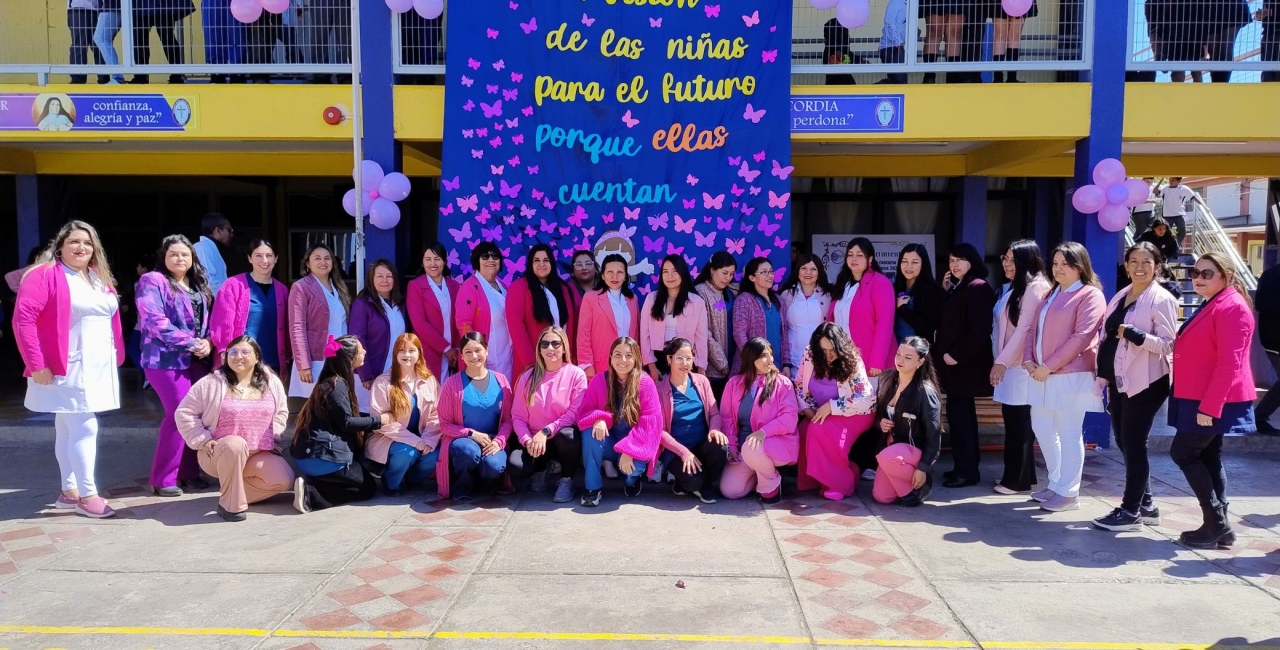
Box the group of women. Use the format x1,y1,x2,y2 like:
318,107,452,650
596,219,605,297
14,221,1257,549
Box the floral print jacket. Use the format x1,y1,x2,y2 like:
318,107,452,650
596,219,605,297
793,347,876,416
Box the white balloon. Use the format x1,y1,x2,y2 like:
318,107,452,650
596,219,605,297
835,0,870,29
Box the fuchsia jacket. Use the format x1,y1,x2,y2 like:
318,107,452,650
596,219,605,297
455,275,508,341
657,373,724,459
576,372,664,477
406,275,462,376
718,373,800,456
1100,283,1178,398
366,372,443,465
576,289,641,373
210,273,290,371
511,364,589,445
1171,287,1256,419
289,274,344,374
1022,283,1107,375
828,269,897,373
436,371,514,499
506,279,579,377
14,263,125,377
639,291,709,370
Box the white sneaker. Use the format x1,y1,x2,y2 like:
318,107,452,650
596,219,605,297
603,460,619,479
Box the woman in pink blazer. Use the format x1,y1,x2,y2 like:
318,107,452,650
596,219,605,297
577,336,664,507
1022,242,1107,513
437,332,514,500
406,243,461,381
210,239,290,373
507,244,578,379
1168,252,1257,549
14,221,125,519
366,333,442,496
828,238,896,376
576,254,640,380
455,242,514,381
288,243,352,398
719,337,801,503
657,338,728,503
641,254,709,380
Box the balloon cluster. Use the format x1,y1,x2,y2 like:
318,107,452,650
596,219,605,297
1070,158,1151,233
344,161,412,230
385,0,444,20
808,0,870,30
229,0,288,24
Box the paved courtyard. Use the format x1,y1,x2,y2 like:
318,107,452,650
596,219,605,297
1,435,1278,650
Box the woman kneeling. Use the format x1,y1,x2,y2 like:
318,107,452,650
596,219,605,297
578,337,663,507
438,332,513,501
658,338,729,504
872,338,943,506
796,323,876,501
719,338,800,504
368,333,442,496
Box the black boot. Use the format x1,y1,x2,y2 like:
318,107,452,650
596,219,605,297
1180,503,1234,549
922,53,937,84
944,56,960,83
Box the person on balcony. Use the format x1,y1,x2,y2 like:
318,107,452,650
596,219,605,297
919,0,966,83
877,0,909,84
92,0,126,84
1261,0,1279,82
993,0,1036,82
202,0,245,81
302,0,352,83
67,0,107,85
1200,0,1253,83
131,0,194,84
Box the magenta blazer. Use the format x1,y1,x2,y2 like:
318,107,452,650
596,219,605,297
657,373,723,459
575,289,640,373
639,291,709,370
1022,283,1107,375
576,371,664,477
436,370,514,499
210,273,290,371
827,269,897,373
14,263,125,377
506,278,579,377
1172,287,1256,418
288,274,341,373
1101,284,1178,397
718,373,800,456
455,275,509,341
406,275,462,376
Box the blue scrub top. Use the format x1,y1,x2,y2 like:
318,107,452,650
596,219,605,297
670,381,708,449
462,373,503,435
247,280,278,369
737,384,758,444
760,296,783,361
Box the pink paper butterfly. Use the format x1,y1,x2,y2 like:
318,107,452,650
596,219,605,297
487,28,500,39
725,238,745,255
624,207,641,221
486,84,499,94
643,236,665,253
667,243,685,256
540,219,555,233
768,191,791,209
649,17,662,27
512,134,526,145
772,160,795,180
758,215,780,237
717,217,735,230
520,204,536,218
704,4,720,18
490,165,504,175
543,198,557,210
457,195,479,213
476,209,492,224
743,104,766,124
441,176,461,191
511,72,524,83
482,226,502,239
602,212,615,224
503,88,518,101
493,59,506,71
462,129,475,139
508,155,522,166
730,183,746,198
480,101,503,118
754,245,772,258
750,186,762,196
754,151,767,163
522,106,535,117
761,50,778,63
568,206,588,227
674,216,695,234
500,181,522,198
467,58,481,70
463,100,476,112
476,127,489,137
728,156,743,166
648,213,669,230
506,117,519,128
461,75,474,87
531,189,545,201
448,222,472,242
694,231,715,247
527,165,539,175
702,193,725,210
440,203,455,217
686,174,699,186
738,162,760,184
682,199,696,209
742,10,760,27
582,13,595,26
519,17,537,34
775,237,789,249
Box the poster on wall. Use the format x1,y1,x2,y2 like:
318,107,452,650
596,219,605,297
437,1,794,290
812,234,936,285
0,93,195,132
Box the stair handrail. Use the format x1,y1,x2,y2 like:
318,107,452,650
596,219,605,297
1186,191,1258,292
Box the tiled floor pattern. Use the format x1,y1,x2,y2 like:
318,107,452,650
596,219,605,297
0,523,98,575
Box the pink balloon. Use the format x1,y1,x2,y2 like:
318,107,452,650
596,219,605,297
413,0,444,20
1098,204,1131,233
1001,0,1033,17
1092,158,1127,189
357,160,385,193
369,198,401,230
260,0,289,14
386,0,414,11
810,0,841,9
229,0,263,23
835,0,870,29
1071,184,1106,214
342,189,371,217
1122,179,1151,207
1106,184,1130,206
379,172,412,202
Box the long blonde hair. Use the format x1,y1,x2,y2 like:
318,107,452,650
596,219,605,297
388,333,433,420
522,326,573,406
33,221,114,290
606,337,643,426
1199,252,1254,309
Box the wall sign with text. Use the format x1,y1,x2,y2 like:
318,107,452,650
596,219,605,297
0,93,195,132
791,95,904,134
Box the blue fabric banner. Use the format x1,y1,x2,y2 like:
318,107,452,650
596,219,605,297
438,0,794,289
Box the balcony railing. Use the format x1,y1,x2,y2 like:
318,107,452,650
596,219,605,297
1127,0,1278,83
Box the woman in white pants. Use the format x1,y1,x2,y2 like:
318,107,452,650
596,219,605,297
1021,242,1106,513
14,221,126,518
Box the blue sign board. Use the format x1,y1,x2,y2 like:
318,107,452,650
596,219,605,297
790,95,905,133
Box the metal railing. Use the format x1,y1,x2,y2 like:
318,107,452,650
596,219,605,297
1187,191,1260,289
1127,0,1278,82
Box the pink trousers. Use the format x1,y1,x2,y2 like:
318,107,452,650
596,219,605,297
720,436,799,499
797,414,874,497
872,443,923,504
197,436,295,513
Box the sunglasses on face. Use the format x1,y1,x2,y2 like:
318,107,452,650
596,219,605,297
1188,268,1218,280
479,253,501,261
539,339,564,349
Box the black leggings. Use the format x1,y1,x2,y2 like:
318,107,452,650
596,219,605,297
1170,431,1226,510
668,439,729,494
999,404,1037,491
947,396,981,481
304,463,377,510
1109,376,1169,512
508,427,582,480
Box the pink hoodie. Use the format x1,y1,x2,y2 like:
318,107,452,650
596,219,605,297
511,364,588,445
576,371,664,477
366,372,443,464
14,262,125,377
718,373,800,457
436,370,514,499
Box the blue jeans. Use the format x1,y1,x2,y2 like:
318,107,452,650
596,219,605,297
582,432,649,491
449,437,506,497
92,10,125,83
384,442,439,490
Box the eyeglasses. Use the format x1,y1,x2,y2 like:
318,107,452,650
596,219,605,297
227,349,256,358
479,253,501,261
573,262,596,269
539,340,563,349
1188,268,1218,280
670,355,694,364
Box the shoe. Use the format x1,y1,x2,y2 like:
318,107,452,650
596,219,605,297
860,469,876,480
553,477,574,503
74,496,115,519
383,487,403,497
759,487,782,505
1139,504,1161,526
692,489,719,504
149,485,183,497
602,460,619,479
178,477,210,491
530,469,550,494
993,484,1027,495
1180,503,1234,549
941,470,957,482
1030,488,1056,503
55,493,79,509
580,488,602,507
1040,494,1080,512
293,476,310,514
1093,507,1142,532
217,505,246,522
672,483,689,496
1256,421,1279,436
942,476,978,488
822,489,844,501
549,460,563,475
623,481,643,498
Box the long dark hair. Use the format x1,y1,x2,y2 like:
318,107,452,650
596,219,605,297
1003,240,1045,327
1050,242,1101,291
356,258,404,317
1124,240,1174,286
293,334,363,451
156,234,214,308
808,322,861,383
300,242,352,313
525,244,570,326
892,244,936,295
422,242,452,277
218,334,270,393
594,253,635,299
877,336,940,425
650,254,695,320
781,253,833,296
740,257,780,308
832,238,883,300
737,337,780,405
695,251,738,287
948,243,989,286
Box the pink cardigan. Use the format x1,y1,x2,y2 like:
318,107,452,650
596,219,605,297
511,364,588,445
210,273,290,371
174,371,290,450
576,289,640,373
657,372,724,459
436,370,514,498
718,373,800,456
455,275,508,341
828,269,897,373
1022,283,1107,375
576,372,664,477
1172,287,1256,418
14,262,125,377
506,279,579,377
639,291,709,370
993,276,1052,368
405,275,461,376
289,274,341,373
365,372,443,464
1101,283,1178,397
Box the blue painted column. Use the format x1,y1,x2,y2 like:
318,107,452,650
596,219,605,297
958,176,988,257
16,175,41,267
358,0,405,268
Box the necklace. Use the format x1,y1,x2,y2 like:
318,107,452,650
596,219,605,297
230,382,256,397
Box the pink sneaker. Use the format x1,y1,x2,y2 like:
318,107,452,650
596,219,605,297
74,496,115,519
55,493,79,510
822,489,844,501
